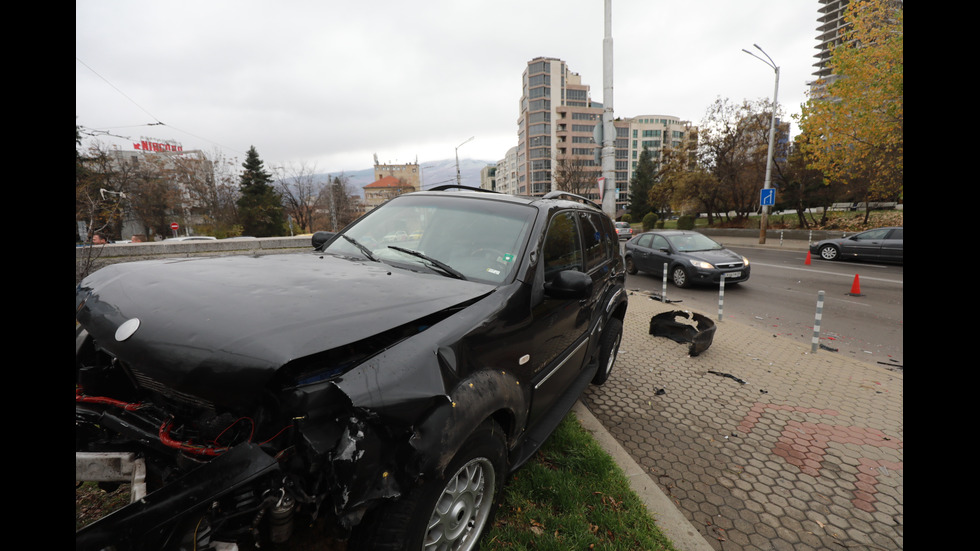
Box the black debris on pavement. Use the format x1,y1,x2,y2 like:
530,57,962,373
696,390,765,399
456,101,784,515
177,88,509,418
707,370,748,385
648,310,716,356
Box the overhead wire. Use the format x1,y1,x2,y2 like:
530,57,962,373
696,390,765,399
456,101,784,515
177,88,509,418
76,57,243,156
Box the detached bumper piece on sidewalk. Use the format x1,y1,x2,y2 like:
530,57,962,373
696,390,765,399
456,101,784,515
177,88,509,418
648,310,716,356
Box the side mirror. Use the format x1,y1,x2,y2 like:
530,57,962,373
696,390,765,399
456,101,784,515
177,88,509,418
312,231,335,250
544,270,593,299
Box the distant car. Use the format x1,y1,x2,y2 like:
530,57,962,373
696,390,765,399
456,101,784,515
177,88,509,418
614,221,634,240
167,236,217,241
382,230,409,242
809,227,903,263
624,230,750,287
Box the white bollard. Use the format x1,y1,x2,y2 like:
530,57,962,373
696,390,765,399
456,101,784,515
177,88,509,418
811,290,825,353
662,262,668,302
718,275,725,321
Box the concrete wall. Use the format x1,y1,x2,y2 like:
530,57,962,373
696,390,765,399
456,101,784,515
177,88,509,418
697,228,848,242
76,236,316,284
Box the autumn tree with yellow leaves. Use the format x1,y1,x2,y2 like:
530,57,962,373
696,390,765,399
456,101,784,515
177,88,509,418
798,0,903,222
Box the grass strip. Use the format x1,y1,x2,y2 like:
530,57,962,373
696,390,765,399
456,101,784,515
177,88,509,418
482,412,678,551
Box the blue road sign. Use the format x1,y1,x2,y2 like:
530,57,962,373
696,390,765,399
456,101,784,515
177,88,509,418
760,188,775,206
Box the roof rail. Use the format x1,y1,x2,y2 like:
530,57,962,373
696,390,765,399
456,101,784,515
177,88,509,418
427,184,498,194
541,191,601,210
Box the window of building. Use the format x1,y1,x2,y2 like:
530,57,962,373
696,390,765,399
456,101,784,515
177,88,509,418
528,60,550,74
529,74,550,87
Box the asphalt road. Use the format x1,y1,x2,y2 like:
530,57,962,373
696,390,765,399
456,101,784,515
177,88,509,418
623,244,904,370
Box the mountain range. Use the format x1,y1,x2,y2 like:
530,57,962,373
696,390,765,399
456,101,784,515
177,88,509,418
315,158,495,198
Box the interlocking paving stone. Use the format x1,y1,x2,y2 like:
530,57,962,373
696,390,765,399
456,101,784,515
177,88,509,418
582,292,902,550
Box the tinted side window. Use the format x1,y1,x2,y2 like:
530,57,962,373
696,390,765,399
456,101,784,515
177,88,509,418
652,235,670,250
580,212,606,271
888,228,903,239
637,234,653,248
595,214,616,260
543,211,583,279
857,228,890,240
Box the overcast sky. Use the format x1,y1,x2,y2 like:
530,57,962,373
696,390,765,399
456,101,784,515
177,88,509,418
76,0,823,174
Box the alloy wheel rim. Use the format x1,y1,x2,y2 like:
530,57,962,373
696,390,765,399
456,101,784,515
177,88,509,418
423,457,494,551
605,332,621,375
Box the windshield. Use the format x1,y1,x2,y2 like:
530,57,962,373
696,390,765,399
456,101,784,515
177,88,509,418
667,233,723,252
325,194,537,284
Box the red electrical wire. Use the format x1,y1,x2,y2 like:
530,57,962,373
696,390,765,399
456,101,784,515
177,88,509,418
77,386,291,458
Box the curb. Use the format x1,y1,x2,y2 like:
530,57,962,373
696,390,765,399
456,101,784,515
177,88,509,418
572,401,715,551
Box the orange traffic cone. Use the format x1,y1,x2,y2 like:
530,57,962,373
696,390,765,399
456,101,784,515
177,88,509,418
805,251,811,265
847,274,863,296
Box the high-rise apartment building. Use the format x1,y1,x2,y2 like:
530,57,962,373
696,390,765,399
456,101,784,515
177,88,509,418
625,115,696,180
513,57,694,214
516,57,630,210
812,0,850,94
812,0,902,95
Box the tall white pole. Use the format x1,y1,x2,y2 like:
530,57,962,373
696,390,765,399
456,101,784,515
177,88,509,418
601,0,616,217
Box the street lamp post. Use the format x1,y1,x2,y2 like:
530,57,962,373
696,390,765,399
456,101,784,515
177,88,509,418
742,44,779,245
455,136,474,187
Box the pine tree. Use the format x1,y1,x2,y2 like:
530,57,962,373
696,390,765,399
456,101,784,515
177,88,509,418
628,147,656,221
236,146,286,236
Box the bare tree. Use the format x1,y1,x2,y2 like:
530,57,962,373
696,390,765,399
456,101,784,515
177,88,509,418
698,98,781,221
553,156,598,197
76,142,144,241
276,163,327,234
129,154,185,237
320,174,361,232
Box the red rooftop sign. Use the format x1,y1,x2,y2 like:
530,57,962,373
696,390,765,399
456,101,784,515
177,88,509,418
134,137,183,152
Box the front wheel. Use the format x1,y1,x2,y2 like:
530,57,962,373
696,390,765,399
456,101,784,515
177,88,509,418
671,265,691,288
819,244,840,261
624,256,638,275
350,421,507,551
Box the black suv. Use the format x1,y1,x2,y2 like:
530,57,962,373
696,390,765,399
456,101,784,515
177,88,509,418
76,186,628,551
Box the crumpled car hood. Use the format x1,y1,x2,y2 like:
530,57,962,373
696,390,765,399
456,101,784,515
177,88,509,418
76,253,494,406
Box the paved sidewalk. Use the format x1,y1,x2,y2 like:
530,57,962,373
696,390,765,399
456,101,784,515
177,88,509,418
580,292,903,550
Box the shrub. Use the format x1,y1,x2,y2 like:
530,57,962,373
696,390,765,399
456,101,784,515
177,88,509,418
621,213,632,223
642,212,659,230
677,215,695,230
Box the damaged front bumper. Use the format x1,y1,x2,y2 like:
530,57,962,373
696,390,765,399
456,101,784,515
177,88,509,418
75,377,419,550
648,310,717,356
76,443,280,551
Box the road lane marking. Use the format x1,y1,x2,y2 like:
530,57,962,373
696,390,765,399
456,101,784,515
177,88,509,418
750,262,903,285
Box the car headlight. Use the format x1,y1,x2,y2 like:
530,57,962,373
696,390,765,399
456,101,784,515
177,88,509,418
742,256,750,266
689,259,714,269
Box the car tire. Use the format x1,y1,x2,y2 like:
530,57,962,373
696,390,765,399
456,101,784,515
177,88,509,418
591,318,622,385
671,265,691,288
349,420,507,551
818,244,840,261
625,256,638,275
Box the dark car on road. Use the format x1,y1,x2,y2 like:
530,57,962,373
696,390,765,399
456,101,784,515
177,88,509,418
76,186,628,551
809,226,903,264
624,230,750,287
